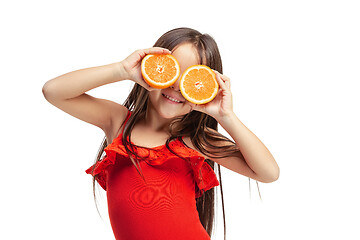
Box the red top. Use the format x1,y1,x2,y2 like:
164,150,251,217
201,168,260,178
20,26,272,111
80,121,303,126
85,110,220,240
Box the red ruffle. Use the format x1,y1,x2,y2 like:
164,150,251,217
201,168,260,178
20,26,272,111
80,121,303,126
85,136,219,198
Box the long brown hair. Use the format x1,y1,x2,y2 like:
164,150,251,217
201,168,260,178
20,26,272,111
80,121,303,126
90,27,261,240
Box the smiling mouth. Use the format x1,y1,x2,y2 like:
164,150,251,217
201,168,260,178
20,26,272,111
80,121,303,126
162,93,184,103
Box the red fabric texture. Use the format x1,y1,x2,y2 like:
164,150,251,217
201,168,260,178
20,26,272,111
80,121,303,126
85,109,219,239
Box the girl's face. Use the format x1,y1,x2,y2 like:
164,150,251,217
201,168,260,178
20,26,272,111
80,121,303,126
148,42,200,119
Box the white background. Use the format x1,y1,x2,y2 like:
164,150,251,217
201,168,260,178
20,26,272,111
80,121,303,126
1,0,359,239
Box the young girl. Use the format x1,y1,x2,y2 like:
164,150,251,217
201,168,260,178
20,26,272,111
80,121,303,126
42,27,279,240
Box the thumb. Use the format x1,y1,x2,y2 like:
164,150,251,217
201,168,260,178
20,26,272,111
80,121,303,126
187,101,197,111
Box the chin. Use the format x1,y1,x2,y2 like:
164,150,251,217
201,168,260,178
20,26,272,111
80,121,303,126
159,106,191,119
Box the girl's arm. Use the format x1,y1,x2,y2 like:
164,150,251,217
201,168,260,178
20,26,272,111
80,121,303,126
42,61,129,135
42,47,171,133
42,62,126,100
218,113,280,183
187,70,280,183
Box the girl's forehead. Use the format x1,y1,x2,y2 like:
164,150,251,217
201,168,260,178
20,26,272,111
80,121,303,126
172,43,201,67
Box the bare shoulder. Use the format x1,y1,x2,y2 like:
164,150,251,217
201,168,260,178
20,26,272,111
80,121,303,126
181,136,197,152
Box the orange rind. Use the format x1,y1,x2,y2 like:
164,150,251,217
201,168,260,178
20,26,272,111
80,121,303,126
141,54,180,89
179,65,219,104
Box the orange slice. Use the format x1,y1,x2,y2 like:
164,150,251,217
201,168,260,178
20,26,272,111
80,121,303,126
179,65,219,104
141,54,180,89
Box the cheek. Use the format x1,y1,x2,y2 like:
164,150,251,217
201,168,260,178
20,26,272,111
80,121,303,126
148,91,162,102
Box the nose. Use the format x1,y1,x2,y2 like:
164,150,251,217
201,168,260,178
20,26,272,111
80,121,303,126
170,80,181,92
169,85,180,91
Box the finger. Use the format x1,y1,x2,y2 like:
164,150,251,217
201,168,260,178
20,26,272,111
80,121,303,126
145,85,154,91
214,70,230,83
215,70,231,90
146,83,157,91
213,70,228,91
187,101,197,111
226,80,231,89
144,85,156,92
144,47,171,55
223,76,231,89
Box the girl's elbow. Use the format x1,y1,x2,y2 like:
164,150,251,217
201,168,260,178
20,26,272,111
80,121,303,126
261,168,280,183
268,168,280,183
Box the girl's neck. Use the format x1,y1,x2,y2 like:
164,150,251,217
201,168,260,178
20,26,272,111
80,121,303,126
141,107,172,133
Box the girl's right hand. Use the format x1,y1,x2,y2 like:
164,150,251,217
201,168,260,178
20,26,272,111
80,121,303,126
121,47,172,91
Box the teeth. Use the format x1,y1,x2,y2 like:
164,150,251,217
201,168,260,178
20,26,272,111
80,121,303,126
163,94,182,103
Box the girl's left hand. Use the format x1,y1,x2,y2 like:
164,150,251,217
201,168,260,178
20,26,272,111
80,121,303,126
187,70,233,120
